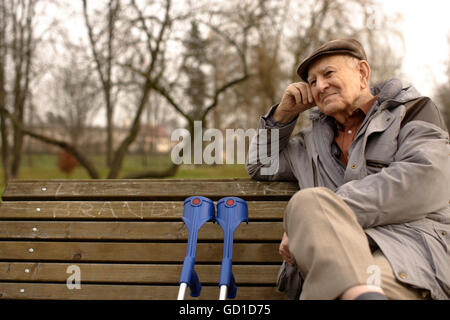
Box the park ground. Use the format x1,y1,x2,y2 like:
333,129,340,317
0,153,249,197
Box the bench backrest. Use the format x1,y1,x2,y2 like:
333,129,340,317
0,179,298,300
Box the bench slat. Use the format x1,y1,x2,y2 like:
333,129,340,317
0,282,284,300
0,221,283,241
0,201,286,220
0,242,281,263
0,262,280,284
2,179,298,201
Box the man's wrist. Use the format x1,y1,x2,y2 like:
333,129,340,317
272,109,299,124
263,104,299,128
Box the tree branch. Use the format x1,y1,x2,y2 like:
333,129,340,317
121,163,179,179
202,73,249,121
0,106,100,179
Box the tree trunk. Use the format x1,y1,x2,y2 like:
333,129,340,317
0,1,10,184
107,82,152,179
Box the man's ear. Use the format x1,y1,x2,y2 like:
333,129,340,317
358,60,371,89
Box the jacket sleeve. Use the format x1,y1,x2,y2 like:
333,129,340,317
246,105,298,181
336,120,449,228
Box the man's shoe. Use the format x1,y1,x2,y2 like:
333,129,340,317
354,292,388,300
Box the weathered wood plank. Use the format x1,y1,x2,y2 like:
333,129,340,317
2,179,299,201
0,262,281,284
0,201,286,220
0,242,281,263
0,282,285,300
0,221,284,241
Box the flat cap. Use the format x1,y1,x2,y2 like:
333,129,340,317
296,38,367,82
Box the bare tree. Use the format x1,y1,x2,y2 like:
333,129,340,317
211,0,289,129
105,0,175,179
0,0,10,182
1,0,104,180
49,45,101,149
11,0,36,177
357,2,405,84
0,0,37,183
218,0,404,131
82,0,120,167
2,0,177,179
143,0,254,135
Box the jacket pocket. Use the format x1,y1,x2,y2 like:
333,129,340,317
366,159,389,168
366,159,390,174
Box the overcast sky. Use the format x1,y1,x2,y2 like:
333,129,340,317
378,0,450,96
36,0,449,128
53,0,450,98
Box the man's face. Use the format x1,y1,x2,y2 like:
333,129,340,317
307,55,364,120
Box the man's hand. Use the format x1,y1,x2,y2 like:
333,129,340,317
273,82,316,124
279,232,295,266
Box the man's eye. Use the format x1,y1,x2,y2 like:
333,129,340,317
310,80,316,86
325,70,334,76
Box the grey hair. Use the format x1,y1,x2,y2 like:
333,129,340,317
344,55,360,69
344,55,371,85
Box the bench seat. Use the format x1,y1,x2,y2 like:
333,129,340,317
0,179,298,300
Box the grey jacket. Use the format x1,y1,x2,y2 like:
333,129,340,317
246,79,450,299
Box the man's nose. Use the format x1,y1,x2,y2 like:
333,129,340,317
316,77,329,93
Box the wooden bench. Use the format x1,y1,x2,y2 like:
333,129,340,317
0,179,298,300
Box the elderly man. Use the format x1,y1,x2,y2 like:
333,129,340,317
246,39,449,300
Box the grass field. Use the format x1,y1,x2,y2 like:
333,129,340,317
0,153,250,196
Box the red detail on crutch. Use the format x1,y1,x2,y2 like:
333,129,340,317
226,199,235,206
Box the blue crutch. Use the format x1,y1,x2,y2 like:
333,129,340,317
216,197,248,300
177,196,215,300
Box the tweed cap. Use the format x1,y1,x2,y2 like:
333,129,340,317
297,38,367,82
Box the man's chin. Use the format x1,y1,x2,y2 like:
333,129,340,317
318,102,344,117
